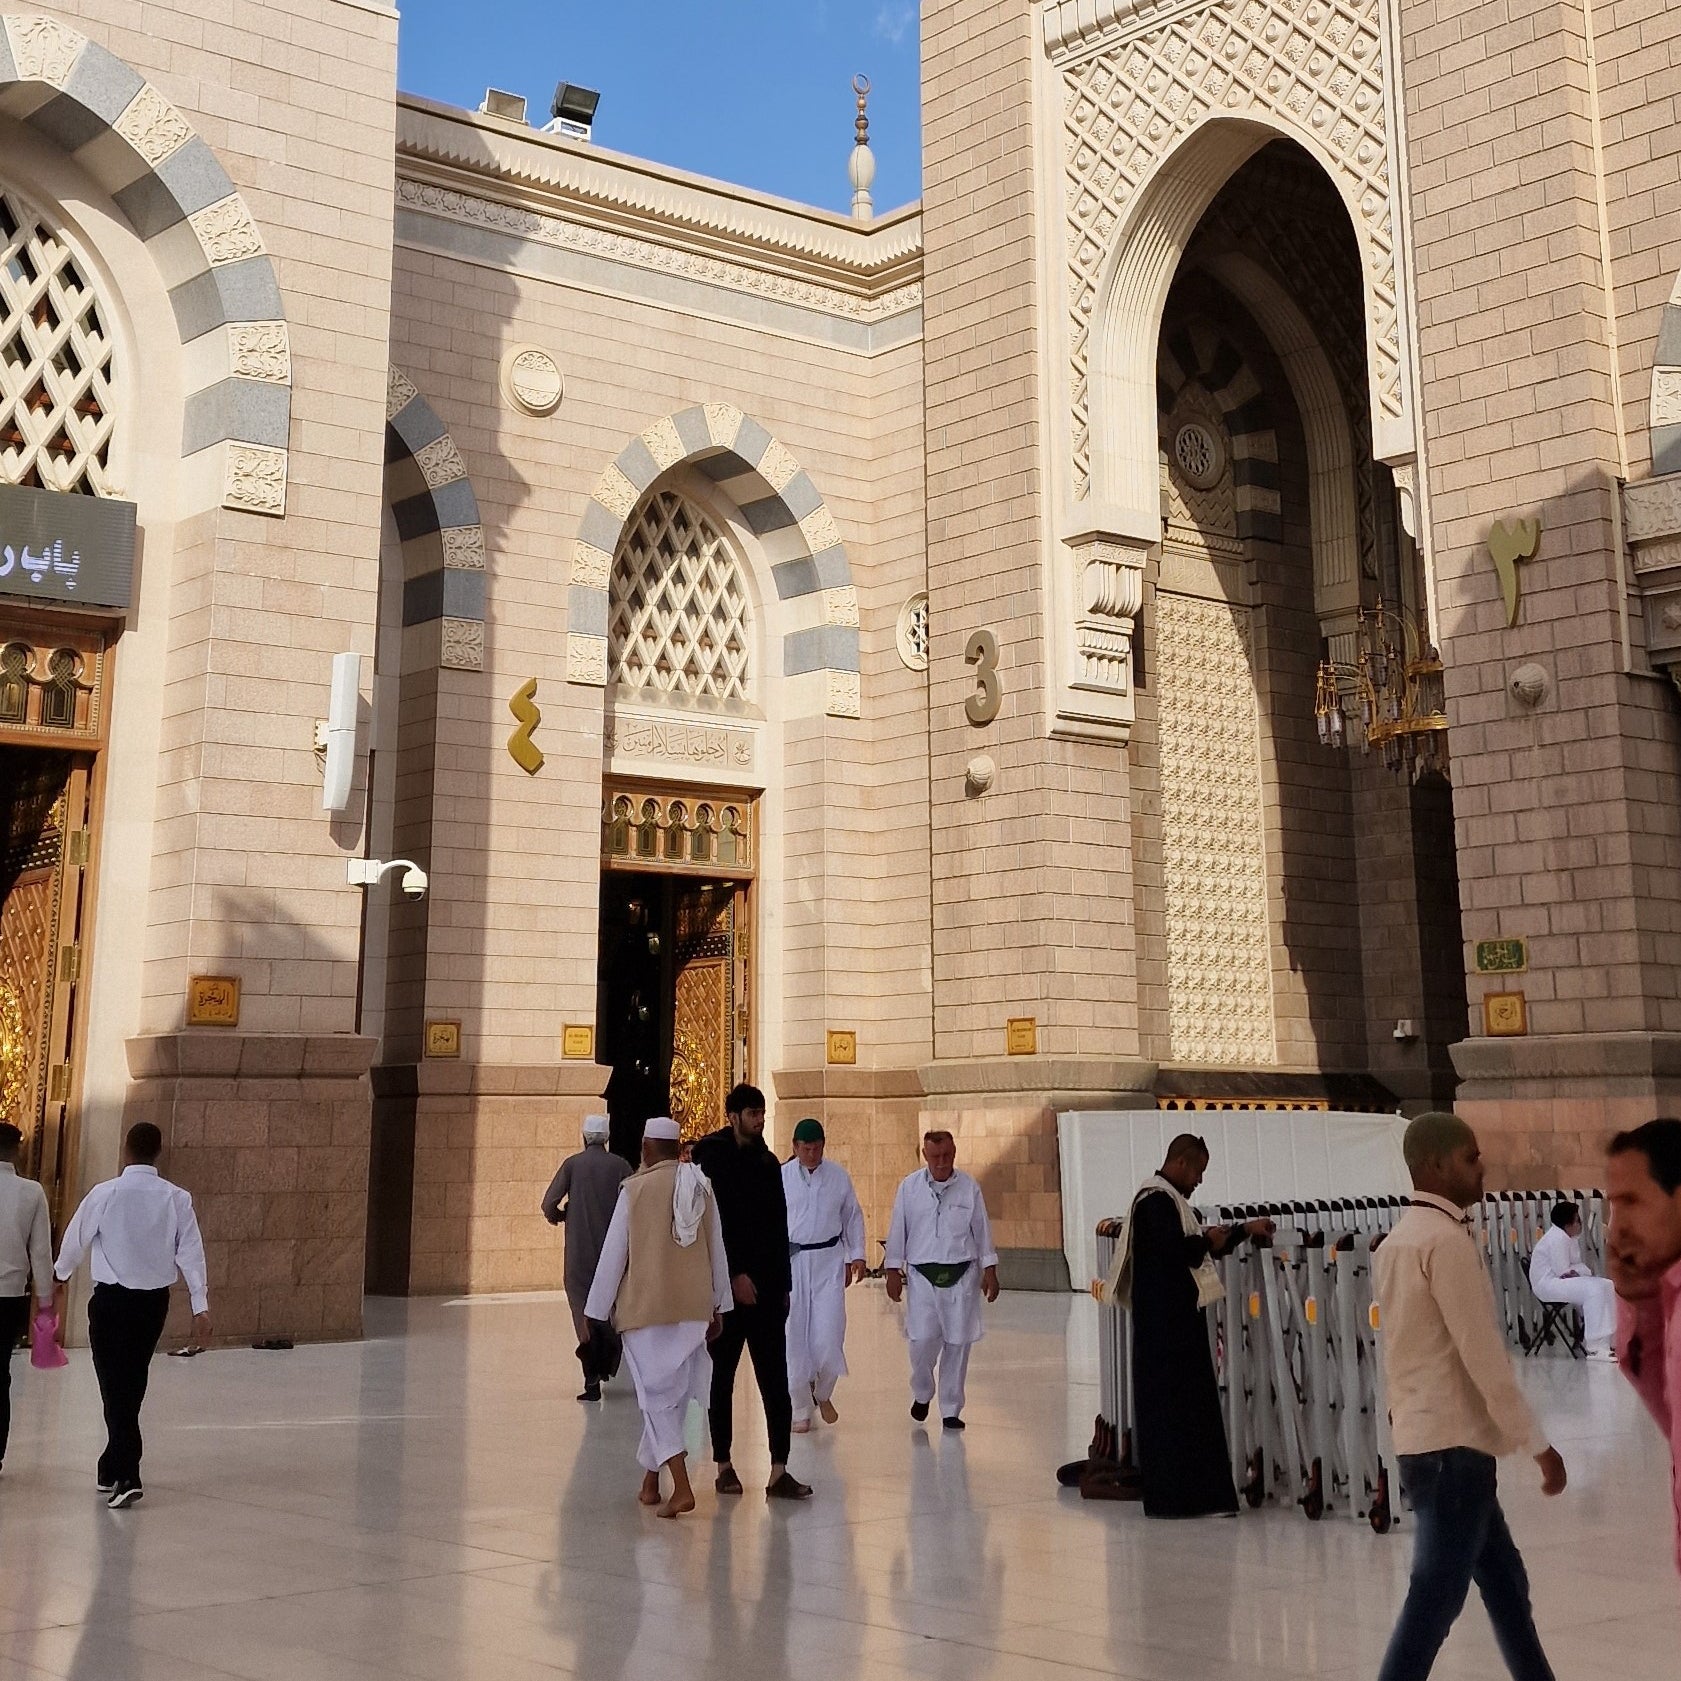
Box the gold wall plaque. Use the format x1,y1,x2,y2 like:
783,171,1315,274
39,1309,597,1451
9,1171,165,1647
424,1020,461,1058
1475,938,1528,975
186,975,240,1027
1488,518,1541,628
826,1030,857,1066
507,678,544,775
1006,1017,1038,1056
1483,992,1528,1038
562,1024,594,1060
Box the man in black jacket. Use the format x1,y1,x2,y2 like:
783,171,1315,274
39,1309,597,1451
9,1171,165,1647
692,1083,811,1500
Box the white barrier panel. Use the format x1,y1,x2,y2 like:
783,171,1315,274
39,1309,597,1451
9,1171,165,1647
1058,1108,1410,1291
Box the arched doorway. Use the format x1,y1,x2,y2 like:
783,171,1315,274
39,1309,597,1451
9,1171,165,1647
1133,140,1465,1106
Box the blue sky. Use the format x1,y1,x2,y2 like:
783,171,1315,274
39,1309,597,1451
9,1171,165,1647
396,1,923,216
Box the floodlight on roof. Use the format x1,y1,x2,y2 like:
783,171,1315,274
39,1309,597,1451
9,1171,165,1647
546,82,600,141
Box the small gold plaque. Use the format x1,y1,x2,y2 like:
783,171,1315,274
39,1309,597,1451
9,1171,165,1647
826,1030,857,1066
562,1024,595,1060
187,975,240,1027
424,1020,461,1058
1006,1017,1038,1056
1483,992,1528,1038
1475,938,1527,975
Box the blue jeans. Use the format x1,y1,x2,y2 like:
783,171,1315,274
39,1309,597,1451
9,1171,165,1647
1377,1448,1555,1681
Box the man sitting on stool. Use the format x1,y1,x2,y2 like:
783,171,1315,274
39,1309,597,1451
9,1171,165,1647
1530,1199,1617,1360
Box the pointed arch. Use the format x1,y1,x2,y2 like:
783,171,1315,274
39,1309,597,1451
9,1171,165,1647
0,13,292,514
566,405,860,719
383,368,486,673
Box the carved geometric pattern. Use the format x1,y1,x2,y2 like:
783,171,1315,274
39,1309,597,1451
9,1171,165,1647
112,82,191,166
386,365,420,422
0,189,116,497
825,669,862,719
1060,0,1400,497
228,321,290,384
610,490,752,704
1157,590,1276,1067
3,13,81,85
439,618,484,672
414,434,466,490
223,443,287,516
1164,385,1237,540
897,592,930,671
189,195,266,267
440,526,486,569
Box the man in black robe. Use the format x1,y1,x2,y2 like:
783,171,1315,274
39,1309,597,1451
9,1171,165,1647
1128,1134,1272,1518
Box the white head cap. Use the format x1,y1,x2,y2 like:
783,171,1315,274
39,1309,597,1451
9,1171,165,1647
582,1114,610,1141
644,1117,681,1142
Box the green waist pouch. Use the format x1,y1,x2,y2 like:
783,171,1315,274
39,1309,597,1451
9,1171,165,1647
912,1261,972,1290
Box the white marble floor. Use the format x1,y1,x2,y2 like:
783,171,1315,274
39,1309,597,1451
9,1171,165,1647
0,1286,1671,1680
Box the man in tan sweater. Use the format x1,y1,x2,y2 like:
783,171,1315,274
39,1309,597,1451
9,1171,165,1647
584,1117,731,1517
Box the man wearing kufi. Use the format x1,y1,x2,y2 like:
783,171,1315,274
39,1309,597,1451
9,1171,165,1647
584,1117,731,1518
781,1118,866,1432
884,1130,999,1429
542,1113,632,1401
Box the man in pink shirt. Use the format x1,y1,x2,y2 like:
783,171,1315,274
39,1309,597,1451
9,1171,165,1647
1606,1118,1681,1574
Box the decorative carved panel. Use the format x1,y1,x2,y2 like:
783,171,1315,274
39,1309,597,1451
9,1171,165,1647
1055,0,1405,497
1156,590,1277,1066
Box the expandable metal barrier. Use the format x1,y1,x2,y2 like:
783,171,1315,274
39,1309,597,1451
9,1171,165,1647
1093,1188,1605,1533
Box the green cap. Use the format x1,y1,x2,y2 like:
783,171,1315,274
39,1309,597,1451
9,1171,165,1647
792,1118,825,1145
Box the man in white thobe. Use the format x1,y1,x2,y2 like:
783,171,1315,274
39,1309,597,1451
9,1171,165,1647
884,1130,999,1429
782,1118,866,1432
1530,1199,1618,1359
585,1117,731,1517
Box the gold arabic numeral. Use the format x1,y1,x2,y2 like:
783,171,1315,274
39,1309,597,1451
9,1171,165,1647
964,628,1002,725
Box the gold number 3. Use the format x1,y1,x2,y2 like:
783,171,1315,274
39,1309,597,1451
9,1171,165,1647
965,629,1001,725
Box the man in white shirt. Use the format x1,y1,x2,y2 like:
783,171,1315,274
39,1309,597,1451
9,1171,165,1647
884,1130,999,1429
0,1122,51,1473
53,1122,211,1509
1529,1199,1617,1359
1373,1112,1564,1681
781,1118,866,1433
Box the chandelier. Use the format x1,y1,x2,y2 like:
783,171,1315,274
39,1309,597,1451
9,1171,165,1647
1314,600,1450,780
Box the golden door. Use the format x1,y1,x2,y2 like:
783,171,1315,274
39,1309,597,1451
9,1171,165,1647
0,754,92,1218
668,880,749,1143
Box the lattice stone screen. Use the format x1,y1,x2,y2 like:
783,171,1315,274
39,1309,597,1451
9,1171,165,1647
609,489,752,703
0,189,115,497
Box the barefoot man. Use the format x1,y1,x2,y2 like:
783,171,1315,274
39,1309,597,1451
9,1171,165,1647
584,1117,731,1518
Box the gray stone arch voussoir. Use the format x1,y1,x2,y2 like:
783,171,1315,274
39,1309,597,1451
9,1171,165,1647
384,368,486,674
1653,277,1681,477
0,12,292,514
566,403,861,720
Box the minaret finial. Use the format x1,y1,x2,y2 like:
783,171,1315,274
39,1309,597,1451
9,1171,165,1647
848,74,875,222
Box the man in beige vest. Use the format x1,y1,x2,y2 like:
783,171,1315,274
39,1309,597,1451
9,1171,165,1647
584,1117,731,1517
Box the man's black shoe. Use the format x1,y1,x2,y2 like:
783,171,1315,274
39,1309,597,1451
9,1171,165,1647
942,1415,966,1431
576,1382,601,1402
107,1484,143,1510
910,1400,930,1423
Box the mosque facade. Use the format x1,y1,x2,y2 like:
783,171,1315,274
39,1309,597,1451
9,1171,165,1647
2,0,1680,1340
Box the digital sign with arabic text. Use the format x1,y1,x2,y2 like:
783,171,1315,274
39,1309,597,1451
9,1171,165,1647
0,481,137,611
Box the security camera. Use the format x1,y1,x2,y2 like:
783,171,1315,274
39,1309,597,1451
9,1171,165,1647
400,867,429,900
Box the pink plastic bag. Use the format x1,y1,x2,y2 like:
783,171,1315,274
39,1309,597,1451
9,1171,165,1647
29,1309,67,1370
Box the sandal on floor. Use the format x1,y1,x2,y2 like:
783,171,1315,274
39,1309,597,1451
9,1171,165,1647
714,1467,744,1495
766,1472,813,1501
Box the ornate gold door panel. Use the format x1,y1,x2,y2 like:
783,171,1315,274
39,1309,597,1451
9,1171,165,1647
600,782,756,1143
668,882,750,1142
0,609,108,1223
0,752,91,1217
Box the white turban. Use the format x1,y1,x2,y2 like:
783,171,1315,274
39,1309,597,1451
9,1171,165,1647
644,1117,680,1141
582,1114,610,1141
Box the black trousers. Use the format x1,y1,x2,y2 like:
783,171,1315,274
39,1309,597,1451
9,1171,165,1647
88,1283,171,1488
708,1297,792,1466
0,1294,28,1462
